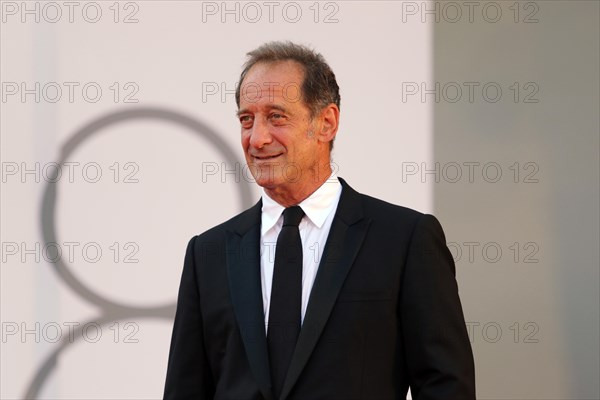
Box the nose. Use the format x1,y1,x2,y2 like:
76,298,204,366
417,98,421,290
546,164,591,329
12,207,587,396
248,117,272,149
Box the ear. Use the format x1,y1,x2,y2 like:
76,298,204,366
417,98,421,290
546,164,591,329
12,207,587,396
316,104,340,144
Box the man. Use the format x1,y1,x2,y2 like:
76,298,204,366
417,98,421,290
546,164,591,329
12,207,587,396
164,41,475,400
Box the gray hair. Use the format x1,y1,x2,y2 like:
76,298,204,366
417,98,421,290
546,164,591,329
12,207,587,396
235,41,341,119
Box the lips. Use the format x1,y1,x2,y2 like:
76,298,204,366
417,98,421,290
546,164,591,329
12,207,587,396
253,154,281,160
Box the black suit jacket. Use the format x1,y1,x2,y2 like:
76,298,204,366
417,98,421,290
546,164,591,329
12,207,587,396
164,178,475,400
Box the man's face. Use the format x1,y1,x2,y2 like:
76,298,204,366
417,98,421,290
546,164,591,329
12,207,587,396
238,60,328,194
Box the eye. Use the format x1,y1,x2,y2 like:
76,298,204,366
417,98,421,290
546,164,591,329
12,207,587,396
269,113,286,122
239,115,253,127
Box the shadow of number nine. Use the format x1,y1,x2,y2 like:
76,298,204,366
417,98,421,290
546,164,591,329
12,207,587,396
25,107,252,399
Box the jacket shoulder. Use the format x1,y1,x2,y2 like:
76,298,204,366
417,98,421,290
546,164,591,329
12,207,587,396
191,200,261,243
339,177,422,220
357,192,448,244
360,192,423,220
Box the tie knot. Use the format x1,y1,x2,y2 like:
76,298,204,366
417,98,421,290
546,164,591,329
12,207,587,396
282,206,305,227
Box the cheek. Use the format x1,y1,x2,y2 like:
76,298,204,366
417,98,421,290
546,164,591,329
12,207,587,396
241,133,250,149
273,129,292,146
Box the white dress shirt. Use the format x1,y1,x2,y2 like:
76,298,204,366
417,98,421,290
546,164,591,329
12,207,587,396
260,173,342,329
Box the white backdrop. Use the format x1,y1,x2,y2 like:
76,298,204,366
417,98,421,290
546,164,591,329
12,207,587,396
1,2,432,399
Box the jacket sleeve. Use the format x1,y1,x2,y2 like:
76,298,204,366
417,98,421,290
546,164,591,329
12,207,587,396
164,236,215,399
400,214,476,400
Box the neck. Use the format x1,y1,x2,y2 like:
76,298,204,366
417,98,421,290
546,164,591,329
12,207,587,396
264,164,333,207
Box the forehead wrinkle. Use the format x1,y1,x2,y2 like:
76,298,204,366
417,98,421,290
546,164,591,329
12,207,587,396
240,75,302,103
268,104,290,113
237,102,292,116
239,87,290,105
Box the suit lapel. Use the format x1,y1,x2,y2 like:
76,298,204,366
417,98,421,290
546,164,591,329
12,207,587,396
226,200,274,400
280,178,372,400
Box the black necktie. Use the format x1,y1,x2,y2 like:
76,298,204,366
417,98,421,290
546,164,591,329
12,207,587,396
267,206,305,398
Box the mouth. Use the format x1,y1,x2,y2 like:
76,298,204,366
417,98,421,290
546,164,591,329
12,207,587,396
253,154,282,161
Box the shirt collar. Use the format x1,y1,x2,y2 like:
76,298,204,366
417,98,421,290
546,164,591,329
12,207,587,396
261,172,342,235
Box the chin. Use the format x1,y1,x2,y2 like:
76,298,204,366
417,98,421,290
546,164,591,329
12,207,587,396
247,164,281,186
253,172,291,191
253,176,282,189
